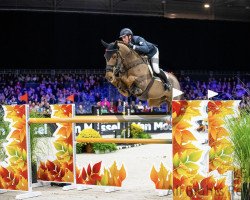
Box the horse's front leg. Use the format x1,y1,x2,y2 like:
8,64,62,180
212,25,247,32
105,71,115,83
117,81,130,97
120,75,135,88
123,76,143,96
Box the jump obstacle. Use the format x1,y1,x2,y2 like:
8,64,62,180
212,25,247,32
0,101,241,199
0,104,172,199
29,115,172,144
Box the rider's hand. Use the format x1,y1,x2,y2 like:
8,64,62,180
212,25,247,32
128,42,133,48
128,42,136,50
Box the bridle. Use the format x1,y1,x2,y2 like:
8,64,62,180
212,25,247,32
105,49,132,76
106,46,146,77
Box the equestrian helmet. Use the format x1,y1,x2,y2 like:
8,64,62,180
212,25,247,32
119,28,133,38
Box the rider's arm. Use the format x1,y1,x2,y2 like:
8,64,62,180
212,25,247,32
132,36,150,54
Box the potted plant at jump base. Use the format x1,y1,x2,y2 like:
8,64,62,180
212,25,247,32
76,128,101,153
93,143,117,154
225,109,250,200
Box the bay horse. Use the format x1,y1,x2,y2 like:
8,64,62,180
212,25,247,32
101,40,181,112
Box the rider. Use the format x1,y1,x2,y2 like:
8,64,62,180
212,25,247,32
119,28,171,91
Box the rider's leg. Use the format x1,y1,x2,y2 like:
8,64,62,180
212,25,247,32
159,69,171,91
151,48,171,91
151,48,160,74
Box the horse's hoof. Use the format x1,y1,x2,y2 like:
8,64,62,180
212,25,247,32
134,89,142,95
108,77,113,82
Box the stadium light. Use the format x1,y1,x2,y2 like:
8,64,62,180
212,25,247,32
204,4,210,8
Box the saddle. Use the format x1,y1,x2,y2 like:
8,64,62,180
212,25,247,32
140,55,170,91
114,50,169,98
140,55,165,82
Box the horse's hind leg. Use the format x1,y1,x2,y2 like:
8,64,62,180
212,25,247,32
148,96,167,108
166,101,172,115
148,99,162,107
166,96,172,115
149,96,172,114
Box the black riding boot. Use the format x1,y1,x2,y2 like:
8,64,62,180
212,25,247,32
159,70,171,91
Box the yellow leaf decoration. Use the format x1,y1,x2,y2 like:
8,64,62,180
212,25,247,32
99,161,126,187
119,164,126,182
76,161,126,187
36,104,74,183
172,100,211,197
173,175,230,199
16,177,28,191
208,100,238,174
37,160,74,182
189,151,203,162
5,105,26,121
180,151,188,163
100,169,109,186
184,101,203,120
150,166,158,184
173,139,200,158
52,105,72,118
150,163,172,190
172,100,202,126
0,105,29,191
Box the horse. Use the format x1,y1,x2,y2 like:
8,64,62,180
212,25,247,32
101,40,181,112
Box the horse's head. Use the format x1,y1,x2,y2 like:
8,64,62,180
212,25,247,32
101,40,132,82
101,40,121,83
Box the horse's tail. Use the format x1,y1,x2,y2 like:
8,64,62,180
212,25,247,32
167,72,182,100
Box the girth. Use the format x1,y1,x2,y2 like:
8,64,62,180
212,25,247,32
136,77,155,100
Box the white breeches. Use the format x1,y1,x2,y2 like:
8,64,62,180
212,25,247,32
151,48,160,74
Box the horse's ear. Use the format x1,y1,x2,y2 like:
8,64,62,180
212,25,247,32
114,41,119,50
101,39,109,48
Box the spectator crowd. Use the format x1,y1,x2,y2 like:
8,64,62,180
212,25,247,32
0,71,249,114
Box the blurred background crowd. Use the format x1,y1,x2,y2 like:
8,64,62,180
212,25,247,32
0,70,249,114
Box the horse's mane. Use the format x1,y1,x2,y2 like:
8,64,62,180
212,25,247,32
116,40,129,48
116,40,141,59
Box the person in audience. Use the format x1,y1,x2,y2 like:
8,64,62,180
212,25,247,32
136,101,144,112
109,101,117,113
76,104,85,114
44,101,52,114
101,98,110,108
130,101,137,113
9,96,17,105
101,101,109,114
117,100,124,113
57,93,66,104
